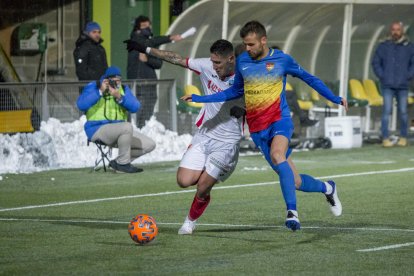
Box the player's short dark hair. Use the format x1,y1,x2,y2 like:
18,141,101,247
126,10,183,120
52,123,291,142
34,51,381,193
234,43,246,58
210,39,234,57
240,20,267,39
134,15,151,30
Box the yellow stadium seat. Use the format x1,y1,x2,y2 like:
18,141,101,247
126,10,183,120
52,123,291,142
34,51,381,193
349,79,384,133
183,85,204,109
285,82,294,91
349,79,369,101
286,82,313,110
362,79,383,106
311,89,320,101
409,97,414,105
0,109,34,133
311,89,334,107
297,100,313,111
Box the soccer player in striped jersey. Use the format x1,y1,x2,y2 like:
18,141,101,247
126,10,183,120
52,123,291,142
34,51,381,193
126,39,244,234
184,21,348,231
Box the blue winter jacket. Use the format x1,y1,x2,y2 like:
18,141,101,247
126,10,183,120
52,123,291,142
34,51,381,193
77,81,140,140
372,38,414,89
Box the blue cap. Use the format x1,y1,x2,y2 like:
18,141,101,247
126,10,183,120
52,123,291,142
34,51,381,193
104,66,121,78
85,22,101,33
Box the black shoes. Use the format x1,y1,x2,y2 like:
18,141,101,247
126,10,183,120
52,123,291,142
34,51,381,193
109,160,143,173
300,118,318,127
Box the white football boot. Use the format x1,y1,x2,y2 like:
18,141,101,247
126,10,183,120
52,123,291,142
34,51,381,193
285,210,301,231
325,180,342,216
178,216,197,235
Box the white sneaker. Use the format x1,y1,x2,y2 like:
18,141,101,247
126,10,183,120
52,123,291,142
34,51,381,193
178,216,197,235
325,180,342,216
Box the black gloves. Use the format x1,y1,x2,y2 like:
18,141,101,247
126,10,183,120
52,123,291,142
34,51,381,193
230,106,246,119
123,39,147,53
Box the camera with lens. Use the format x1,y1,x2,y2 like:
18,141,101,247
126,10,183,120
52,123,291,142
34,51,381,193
108,79,117,89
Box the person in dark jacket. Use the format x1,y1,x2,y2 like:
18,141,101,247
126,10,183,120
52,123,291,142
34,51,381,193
74,22,108,81
126,15,182,128
77,66,156,173
372,21,414,147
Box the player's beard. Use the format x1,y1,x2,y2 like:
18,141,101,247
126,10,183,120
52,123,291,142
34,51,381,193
248,50,258,59
248,43,266,60
391,33,402,41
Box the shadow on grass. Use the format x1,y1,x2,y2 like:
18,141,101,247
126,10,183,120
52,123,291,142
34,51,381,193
198,227,278,233
98,241,162,247
2,215,411,235
192,235,279,244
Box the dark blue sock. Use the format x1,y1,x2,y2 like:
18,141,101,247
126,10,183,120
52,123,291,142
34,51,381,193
277,161,296,210
298,174,326,193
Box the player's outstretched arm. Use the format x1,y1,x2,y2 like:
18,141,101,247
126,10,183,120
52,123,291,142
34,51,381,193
189,66,245,103
124,39,186,67
148,48,187,67
190,84,244,103
181,95,193,102
284,54,344,106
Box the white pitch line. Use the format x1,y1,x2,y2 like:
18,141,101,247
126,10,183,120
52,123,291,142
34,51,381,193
1,217,414,233
357,242,414,252
0,167,413,213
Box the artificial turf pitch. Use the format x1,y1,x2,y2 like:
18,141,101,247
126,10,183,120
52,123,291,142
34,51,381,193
1,144,413,275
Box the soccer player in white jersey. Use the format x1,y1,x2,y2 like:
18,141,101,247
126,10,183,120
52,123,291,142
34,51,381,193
126,39,244,234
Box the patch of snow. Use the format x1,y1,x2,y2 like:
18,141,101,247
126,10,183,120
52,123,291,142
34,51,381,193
0,116,192,174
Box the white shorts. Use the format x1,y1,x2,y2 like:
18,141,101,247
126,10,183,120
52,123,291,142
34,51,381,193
179,133,239,182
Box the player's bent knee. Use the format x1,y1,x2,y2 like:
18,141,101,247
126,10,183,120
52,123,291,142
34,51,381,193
176,167,202,188
176,173,197,188
271,150,286,164
176,178,193,188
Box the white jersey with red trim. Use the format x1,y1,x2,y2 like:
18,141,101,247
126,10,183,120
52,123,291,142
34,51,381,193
187,58,244,144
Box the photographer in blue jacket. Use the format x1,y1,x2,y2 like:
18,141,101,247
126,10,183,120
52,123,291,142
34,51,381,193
77,66,155,173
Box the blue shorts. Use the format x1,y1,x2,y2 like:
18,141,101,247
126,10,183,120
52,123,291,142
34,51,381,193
250,118,294,172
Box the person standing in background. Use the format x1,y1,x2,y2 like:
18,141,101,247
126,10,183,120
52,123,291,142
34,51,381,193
372,21,414,147
74,22,108,81
125,15,182,128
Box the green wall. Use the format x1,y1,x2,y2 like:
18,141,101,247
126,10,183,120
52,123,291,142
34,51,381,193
110,0,151,76
93,0,111,65
91,0,198,77
109,0,170,77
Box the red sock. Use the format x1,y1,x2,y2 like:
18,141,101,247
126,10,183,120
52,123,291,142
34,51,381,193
188,195,211,221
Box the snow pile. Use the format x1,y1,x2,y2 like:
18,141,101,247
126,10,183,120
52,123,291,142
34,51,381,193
0,116,192,174
135,118,192,163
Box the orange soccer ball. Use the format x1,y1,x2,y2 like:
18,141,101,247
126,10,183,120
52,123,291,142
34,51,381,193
128,214,158,245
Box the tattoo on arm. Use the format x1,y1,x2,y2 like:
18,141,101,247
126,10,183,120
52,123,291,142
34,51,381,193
150,48,187,67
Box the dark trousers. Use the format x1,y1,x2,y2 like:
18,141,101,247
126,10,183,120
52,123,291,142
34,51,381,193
381,87,408,138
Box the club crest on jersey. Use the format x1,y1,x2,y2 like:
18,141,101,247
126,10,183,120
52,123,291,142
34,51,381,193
266,62,274,72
